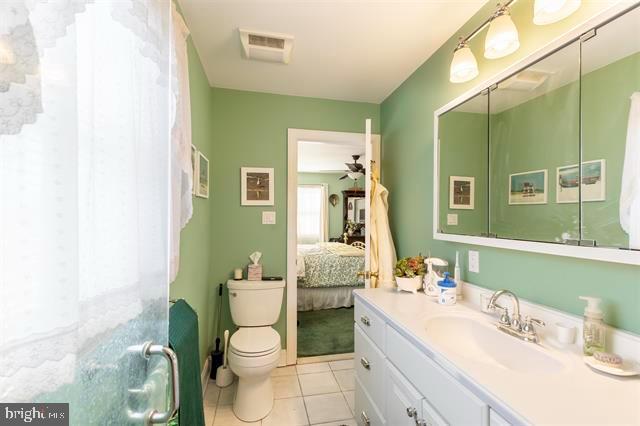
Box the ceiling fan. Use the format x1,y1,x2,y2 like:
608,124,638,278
339,155,366,180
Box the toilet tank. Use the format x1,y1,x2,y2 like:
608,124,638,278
227,279,285,326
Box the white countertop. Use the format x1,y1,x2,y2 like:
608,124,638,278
354,288,640,426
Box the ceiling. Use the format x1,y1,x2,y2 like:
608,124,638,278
298,139,365,173
178,0,487,103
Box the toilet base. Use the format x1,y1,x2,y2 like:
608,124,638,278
233,374,274,422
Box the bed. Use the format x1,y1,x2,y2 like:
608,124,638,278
297,242,365,311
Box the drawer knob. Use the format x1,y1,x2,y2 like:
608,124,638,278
360,357,371,370
360,315,370,326
407,407,417,418
361,411,370,426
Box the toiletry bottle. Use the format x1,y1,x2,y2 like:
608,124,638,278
454,251,462,300
579,296,605,356
437,272,457,306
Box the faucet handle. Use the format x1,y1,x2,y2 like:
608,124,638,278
497,307,511,327
522,315,545,335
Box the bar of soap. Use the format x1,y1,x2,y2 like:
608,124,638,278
593,351,623,368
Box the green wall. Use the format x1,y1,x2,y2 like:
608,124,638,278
381,0,640,334
210,88,379,347
168,38,217,368
298,172,363,239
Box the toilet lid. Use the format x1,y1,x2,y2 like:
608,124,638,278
230,327,280,356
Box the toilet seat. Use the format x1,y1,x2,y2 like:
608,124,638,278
230,327,280,357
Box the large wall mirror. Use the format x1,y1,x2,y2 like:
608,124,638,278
435,4,640,264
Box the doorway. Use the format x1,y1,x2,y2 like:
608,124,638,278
286,127,380,364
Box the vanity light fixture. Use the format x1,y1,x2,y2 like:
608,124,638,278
449,39,479,83
484,6,520,59
533,0,581,25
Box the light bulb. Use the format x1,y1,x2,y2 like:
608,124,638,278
450,43,479,83
533,0,581,25
484,10,520,59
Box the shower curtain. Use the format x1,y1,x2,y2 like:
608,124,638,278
620,92,640,249
0,0,172,411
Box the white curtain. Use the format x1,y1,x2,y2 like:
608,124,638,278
620,91,640,249
0,0,171,403
169,2,192,282
297,184,328,244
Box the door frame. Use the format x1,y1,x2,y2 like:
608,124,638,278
286,128,380,365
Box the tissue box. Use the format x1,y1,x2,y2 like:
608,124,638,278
248,264,263,281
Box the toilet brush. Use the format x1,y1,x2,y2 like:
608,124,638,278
216,329,234,388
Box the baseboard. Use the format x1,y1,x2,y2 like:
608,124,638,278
201,355,211,397
297,352,354,364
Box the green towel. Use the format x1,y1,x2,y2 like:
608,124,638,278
169,299,205,426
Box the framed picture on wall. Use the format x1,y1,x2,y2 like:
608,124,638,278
449,176,475,209
196,152,209,199
556,159,606,204
509,169,547,205
191,145,198,195
241,167,274,206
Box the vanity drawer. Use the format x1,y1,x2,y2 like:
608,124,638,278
355,300,386,350
354,324,386,412
385,360,426,426
355,375,385,426
422,398,448,426
386,326,489,426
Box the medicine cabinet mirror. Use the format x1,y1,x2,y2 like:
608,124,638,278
435,4,640,264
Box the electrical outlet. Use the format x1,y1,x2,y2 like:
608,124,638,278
468,250,480,273
447,213,458,226
262,211,276,225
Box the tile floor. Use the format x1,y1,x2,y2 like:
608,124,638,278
203,360,356,426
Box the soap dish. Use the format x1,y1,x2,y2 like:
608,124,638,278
583,356,640,377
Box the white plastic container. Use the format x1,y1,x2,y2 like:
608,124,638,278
437,272,457,306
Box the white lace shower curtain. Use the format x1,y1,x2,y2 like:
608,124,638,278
0,0,174,403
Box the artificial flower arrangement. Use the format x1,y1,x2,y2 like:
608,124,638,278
394,255,426,293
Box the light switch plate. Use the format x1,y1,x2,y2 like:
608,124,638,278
262,211,276,225
468,250,480,273
447,214,458,226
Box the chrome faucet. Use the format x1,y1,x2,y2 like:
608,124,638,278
487,289,545,343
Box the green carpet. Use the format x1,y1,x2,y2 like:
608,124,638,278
297,307,354,357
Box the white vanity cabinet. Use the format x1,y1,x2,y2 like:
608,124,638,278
354,297,496,426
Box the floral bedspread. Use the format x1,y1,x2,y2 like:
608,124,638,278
297,244,365,288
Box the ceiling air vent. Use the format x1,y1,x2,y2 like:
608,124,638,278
239,29,294,64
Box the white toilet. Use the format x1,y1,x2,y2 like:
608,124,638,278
226,279,285,422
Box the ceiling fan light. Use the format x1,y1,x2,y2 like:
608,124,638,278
533,0,581,25
450,43,479,83
484,10,520,59
347,172,363,180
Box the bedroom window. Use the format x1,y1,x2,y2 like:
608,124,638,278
297,184,328,244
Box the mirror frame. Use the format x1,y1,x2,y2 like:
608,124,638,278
433,2,640,266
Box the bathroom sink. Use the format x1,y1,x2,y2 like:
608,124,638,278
424,315,568,374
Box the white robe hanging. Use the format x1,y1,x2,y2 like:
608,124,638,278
370,180,397,288
620,92,640,249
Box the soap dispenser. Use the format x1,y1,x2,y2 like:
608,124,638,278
579,296,605,355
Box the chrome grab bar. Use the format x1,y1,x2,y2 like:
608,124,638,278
141,341,180,424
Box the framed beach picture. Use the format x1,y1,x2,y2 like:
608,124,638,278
509,169,547,205
556,159,606,204
196,151,209,199
241,167,274,206
449,176,475,210
191,145,198,195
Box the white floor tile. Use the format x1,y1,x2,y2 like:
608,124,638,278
310,420,357,426
272,365,298,377
273,375,302,399
218,382,237,406
328,359,353,371
304,393,352,424
204,384,221,407
261,397,309,426
296,362,330,375
212,405,259,426
342,391,354,415
204,405,216,426
299,372,340,396
332,370,355,392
